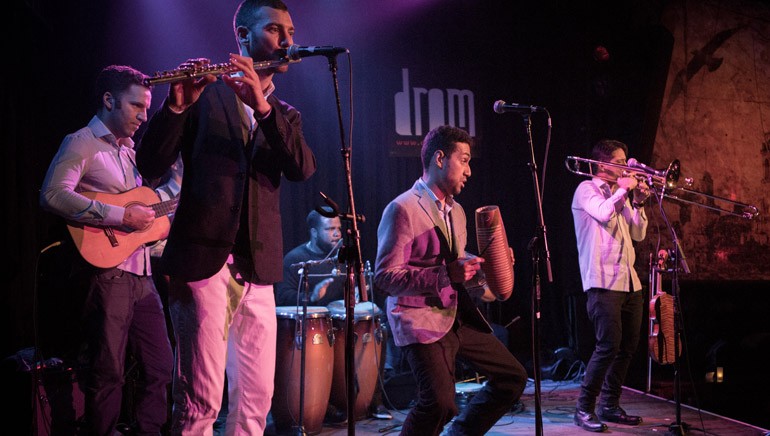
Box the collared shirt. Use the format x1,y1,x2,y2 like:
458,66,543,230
40,116,164,276
417,178,454,247
571,177,648,292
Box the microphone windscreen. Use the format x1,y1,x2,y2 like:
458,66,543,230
475,205,514,301
493,100,505,114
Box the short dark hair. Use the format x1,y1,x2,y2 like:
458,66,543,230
591,139,628,162
420,125,472,171
306,207,333,232
94,65,149,111
234,0,288,31
590,139,628,173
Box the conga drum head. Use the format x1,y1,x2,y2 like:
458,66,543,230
327,300,382,322
276,305,330,319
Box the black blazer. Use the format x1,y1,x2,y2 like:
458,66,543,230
137,80,316,283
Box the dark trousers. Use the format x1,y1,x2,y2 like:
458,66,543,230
400,319,528,436
577,288,644,412
81,268,173,435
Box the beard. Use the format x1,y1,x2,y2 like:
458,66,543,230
318,239,341,254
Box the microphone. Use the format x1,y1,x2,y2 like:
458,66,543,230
493,100,545,114
287,45,348,60
292,255,339,269
317,191,340,218
627,158,665,177
291,239,343,269
316,192,365,222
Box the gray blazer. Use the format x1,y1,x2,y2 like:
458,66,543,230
375,180,491,346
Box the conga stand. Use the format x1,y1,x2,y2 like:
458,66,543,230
318,51,367,436
655,193,691,436
291,263,313,436
519,112,553,436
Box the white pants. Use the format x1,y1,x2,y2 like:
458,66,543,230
169,254,277,435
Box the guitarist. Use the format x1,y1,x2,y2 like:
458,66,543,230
570,139,650,432
39,65,175,435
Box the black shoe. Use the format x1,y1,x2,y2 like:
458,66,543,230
597,406,642,426
573,409,608,432
368,403,393,420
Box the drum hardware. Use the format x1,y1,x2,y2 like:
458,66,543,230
277,260,335,435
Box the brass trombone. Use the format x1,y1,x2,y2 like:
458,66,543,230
564,156,759,219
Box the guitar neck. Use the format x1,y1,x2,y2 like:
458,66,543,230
152,198,178,217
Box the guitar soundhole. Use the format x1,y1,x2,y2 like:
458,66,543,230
124,201,153,233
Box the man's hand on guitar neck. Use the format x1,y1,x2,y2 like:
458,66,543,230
123,204,156,230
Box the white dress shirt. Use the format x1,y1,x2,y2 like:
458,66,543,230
571,177,648,292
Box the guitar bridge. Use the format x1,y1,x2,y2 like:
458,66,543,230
104,227,119,247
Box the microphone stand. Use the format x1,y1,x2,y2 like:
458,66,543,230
653,189,690,436
323,53,367,436
520,112,553,436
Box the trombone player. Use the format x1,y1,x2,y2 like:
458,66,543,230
571,139,649,432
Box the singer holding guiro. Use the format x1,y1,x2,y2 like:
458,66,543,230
374,125,527,436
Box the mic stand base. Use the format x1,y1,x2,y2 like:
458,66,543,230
665,421,689,436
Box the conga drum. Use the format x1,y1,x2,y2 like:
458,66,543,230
272,306,335,435
455,381,485,412
327,300,384,420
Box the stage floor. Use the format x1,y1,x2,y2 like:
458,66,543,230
291,380,769,436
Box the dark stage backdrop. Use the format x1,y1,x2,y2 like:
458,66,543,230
6,4,768,424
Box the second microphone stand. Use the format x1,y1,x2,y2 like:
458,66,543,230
653,187,691,436
321,52,368,436
520,112,553,436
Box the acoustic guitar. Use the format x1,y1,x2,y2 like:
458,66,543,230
66,186,178,268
